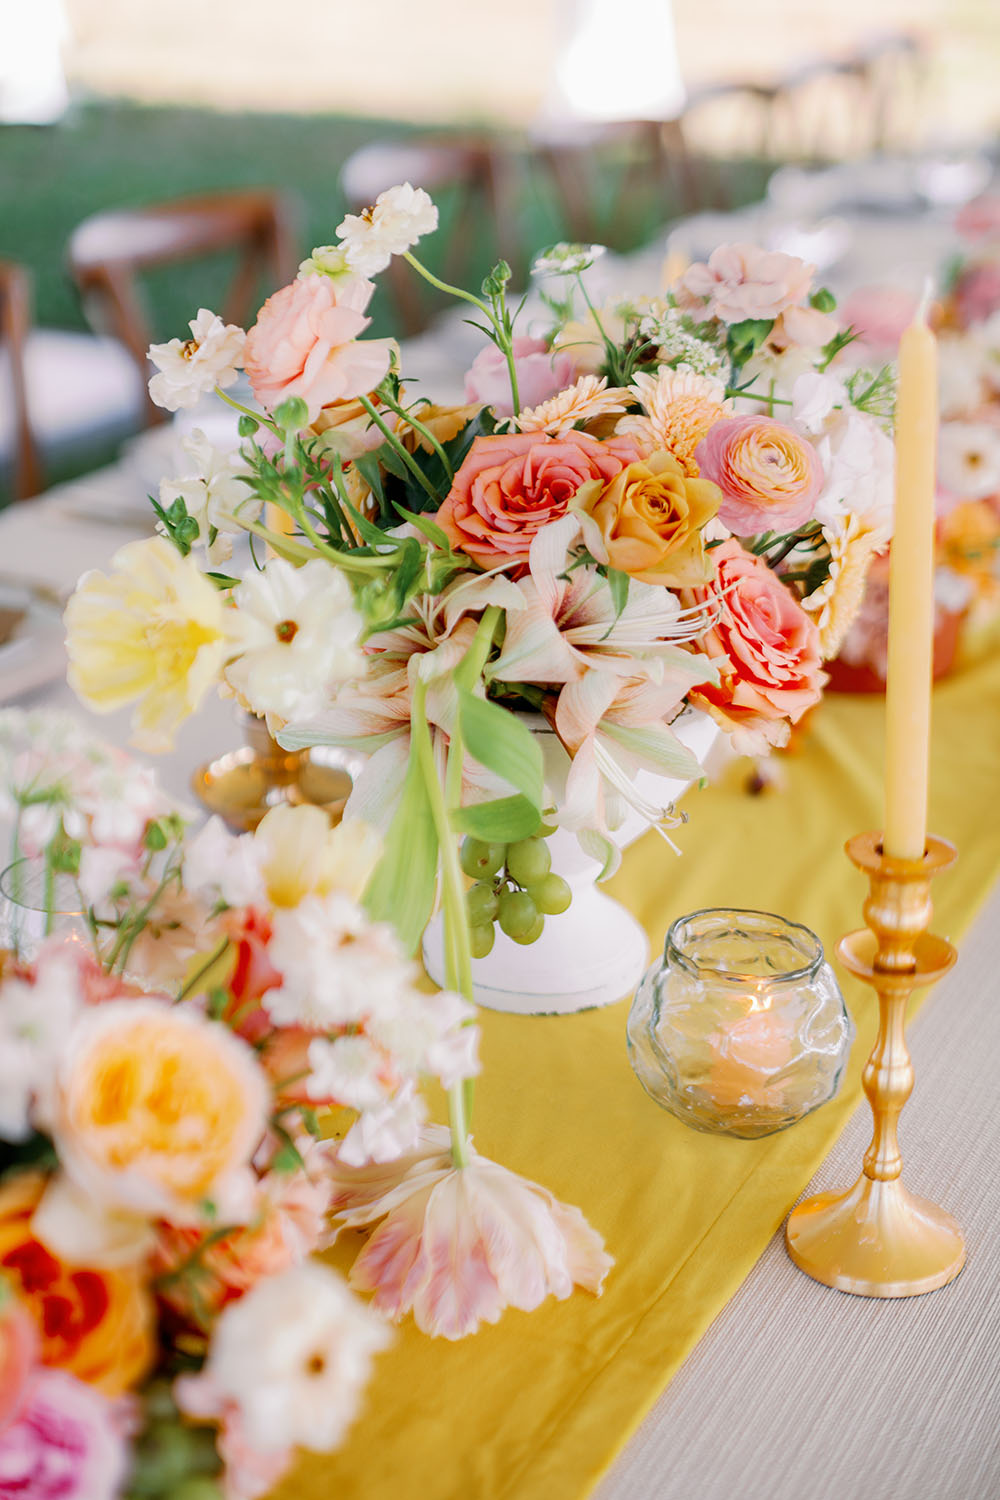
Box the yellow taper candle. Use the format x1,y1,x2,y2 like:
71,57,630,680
884,295,938,860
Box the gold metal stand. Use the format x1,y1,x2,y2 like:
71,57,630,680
785,831,965,1298
193,713,353,833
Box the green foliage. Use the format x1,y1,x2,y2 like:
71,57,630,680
150,493,200,556
373,407,497,524
0,1132,58,1181
456,688,544,809
452,795,542,842
810,286,837,313
363,746,438,954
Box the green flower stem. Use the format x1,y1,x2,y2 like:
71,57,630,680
402,252,492,317
213,385,278,433
175,937,231,1004
410,680,471,1168
454,605,501,690
43,848,55,939
356,395,440,503
376,386,453,482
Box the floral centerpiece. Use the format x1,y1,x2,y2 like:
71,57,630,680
46,186,896,1489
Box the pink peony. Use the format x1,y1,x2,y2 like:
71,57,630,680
244,275,393,421
687,538,825,748
436,429,639,568
463,336,577,419
328,1124,613,1340
679,244,815,324
695,414,824,535
0,1369,128,1500
840,285,917,352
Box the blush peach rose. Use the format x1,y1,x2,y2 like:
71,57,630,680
436,430,639,568
244,274,394,421
0,1173,154,1397
574,450,721,586
695,414,824,536
685,538,825,746
51,1000,270,1225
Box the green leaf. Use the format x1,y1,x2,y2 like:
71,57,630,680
396,506,452,551
727,318,772,355
456,689,544,808
363,751,438,953
452,795,542,842
606,567,630,621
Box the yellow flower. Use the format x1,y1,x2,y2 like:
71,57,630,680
574,449,721,587
802,514,887,659
52,1000,270,1224
617,367,730,477
254,804,381,908
938,500,1000,598
65,536,234,752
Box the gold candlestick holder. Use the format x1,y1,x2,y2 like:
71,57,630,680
193,712,355,833
785,830,965,1298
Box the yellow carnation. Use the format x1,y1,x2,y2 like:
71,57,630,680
65,536,234,752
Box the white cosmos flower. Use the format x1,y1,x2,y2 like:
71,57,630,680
159,430,258,565
225,558,365,726
176,1262,391,1453
147,308,246,412
937,420,1000,501
336,183,438,276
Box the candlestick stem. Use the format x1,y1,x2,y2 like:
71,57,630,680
785,831,965,1297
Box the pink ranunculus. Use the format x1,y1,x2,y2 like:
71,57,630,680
463,337,577,419
695,414,824,536
436,429,639,568
952,259,1000,329
0,1369,128,1500
244,275,394,421
679,244,815,324
687,538,825,748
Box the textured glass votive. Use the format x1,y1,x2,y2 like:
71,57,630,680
0,858,91,960
627,908,853,1139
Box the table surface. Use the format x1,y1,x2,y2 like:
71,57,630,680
3,185,998,1500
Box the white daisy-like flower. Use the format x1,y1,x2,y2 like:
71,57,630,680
514,375,631,435
336,183,439,277
937,419,1000,501
147,308,246,412
225,557,365,725
158,430,258,565
176,1262,391,1454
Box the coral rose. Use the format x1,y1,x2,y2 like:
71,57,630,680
463,336,576,419
51,1000,270,1224
695,414,824,536
686,539,825,748
436,430,639,568
574,450,721,586
244,274,394,421
0,1173,154,1397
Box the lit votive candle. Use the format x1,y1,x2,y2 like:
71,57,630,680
627,909,853,1139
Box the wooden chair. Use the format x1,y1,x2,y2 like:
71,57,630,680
0,262,43,501
68,189,299,424
340,137,522,335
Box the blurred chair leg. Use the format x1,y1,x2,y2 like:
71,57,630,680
2,265,43,501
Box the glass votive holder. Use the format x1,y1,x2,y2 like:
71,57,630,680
0,858,93,961
626,908,853,1139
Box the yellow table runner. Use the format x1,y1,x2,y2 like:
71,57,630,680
274,647,1000,1500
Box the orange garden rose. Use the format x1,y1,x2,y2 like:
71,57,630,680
574,449,721,586
435,430,640,568
51,1000,270,1225
0,1174,154,1396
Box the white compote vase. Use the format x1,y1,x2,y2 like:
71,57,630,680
422,708,719,1015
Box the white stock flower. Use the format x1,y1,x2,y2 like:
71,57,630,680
225,558,366,725
338,1081,427,1167
183,816,266,909
0,945,83,1140
336,183,438,276
147,308,246,412
178,1262,391,1453
262,893,411,1029
159,430,258,565
790,372,895,533
306,1034,391,1112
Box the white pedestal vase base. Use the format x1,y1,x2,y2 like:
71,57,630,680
422,708,719,1016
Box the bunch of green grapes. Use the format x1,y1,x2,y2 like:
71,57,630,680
461,832,572,957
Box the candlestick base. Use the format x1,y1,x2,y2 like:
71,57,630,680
785,831,964,1298
193,713,356,833
786,1177,965,1297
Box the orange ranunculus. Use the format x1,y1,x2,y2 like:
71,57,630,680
574,449,721,587
0,1173,154,1396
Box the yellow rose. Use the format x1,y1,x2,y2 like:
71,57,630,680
574,449,721,586
0,1173,155,1396
64,536,234,752
52,1000,270,1223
